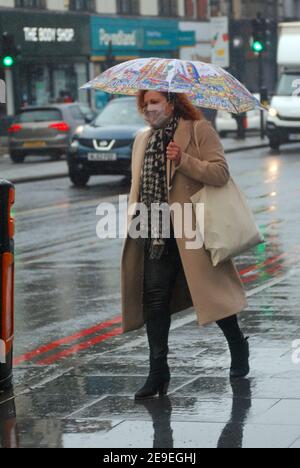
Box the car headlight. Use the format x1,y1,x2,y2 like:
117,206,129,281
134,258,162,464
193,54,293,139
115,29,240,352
75,125,84,135
268,108,278,118
70,140,79,149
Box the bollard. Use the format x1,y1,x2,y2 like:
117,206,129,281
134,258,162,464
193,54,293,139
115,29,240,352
0,180,15,391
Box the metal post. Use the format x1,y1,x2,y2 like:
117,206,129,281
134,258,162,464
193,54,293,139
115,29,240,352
259,51,265,139
4,68,15,116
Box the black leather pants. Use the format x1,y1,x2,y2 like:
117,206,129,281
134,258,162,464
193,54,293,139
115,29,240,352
143,227,181,376
142,227,243,377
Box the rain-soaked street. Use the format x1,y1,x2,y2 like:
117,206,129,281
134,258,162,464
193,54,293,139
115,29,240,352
0,142,300,448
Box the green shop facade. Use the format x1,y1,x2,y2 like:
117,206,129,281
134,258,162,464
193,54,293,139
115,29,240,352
0,9,90,110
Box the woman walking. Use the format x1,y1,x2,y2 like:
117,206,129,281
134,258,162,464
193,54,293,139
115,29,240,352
120,91,250,401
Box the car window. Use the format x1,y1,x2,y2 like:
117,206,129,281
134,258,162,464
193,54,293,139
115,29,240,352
17,109,62,123
69,106,85,121
94,99,144,127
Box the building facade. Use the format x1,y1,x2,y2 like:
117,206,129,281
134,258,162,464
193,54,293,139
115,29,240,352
283,0,300,19
0,0,199,113
2,0,299,114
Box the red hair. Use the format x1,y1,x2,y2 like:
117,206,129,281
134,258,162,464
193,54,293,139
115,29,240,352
137,91,204,121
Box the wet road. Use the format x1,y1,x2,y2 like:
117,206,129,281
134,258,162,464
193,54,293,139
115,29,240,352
13,173,129,360
1,142,300,448
12,144,300,360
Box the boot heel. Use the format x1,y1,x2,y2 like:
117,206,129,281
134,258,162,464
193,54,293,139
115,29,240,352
159,381,170,396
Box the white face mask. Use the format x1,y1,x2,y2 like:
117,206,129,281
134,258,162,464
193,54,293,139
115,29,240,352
143,102,171,129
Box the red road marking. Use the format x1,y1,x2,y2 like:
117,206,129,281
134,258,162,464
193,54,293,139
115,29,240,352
13,316,122,366
36,328,123,366
238,253,285,276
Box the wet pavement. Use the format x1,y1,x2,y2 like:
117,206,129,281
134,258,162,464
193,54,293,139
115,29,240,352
1,142,300,448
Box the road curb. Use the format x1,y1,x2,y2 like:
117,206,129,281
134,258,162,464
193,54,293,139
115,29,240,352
10,173,68,185
3,142,270,185
226,143,269,154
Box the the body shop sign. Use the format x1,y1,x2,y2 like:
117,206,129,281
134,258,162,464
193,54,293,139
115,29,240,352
0,10,90,57
23,27,75,43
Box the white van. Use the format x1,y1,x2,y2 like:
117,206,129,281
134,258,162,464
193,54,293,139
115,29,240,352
267,23,300,150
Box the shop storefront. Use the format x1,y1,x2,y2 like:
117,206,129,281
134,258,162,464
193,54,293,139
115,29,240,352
0,10,90,110
90,16,195,110
91,16,180,63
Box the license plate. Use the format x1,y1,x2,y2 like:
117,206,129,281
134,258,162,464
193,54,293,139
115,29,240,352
23,141,47,148
87,153,117,162
289,135,300,141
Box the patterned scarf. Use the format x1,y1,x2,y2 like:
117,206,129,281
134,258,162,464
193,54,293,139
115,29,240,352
140,115,180,260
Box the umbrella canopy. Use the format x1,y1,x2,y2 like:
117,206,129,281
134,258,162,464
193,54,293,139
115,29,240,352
81,57,265,114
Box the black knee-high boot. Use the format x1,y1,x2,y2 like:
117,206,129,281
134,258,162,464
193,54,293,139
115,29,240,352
217,315,250,379
134,316,171,400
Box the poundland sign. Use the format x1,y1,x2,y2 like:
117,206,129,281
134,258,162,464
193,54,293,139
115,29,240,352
91,17,179,55
99,28,138,47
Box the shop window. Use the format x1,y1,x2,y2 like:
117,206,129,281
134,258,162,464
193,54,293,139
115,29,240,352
158,0,178,17
116,0,140,15
197,0,208,19
15,0,46,8
185,0,195,18
19,62,88,107
69,0,95,11
210,0,221,17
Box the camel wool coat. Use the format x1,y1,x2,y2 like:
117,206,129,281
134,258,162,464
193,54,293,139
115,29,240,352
120,117,248,333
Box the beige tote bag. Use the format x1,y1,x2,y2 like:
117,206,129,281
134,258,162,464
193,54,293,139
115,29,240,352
191,123,264,267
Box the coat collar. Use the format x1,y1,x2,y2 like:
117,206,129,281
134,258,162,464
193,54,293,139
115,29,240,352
132,118,193,199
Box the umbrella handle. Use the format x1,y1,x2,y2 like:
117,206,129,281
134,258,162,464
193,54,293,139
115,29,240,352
168,159,173,191
168,120,177,191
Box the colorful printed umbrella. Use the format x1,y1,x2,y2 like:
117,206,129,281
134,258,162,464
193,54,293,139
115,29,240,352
81,57,265,114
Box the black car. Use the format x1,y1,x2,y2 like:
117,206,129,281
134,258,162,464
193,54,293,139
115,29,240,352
67,97,147,186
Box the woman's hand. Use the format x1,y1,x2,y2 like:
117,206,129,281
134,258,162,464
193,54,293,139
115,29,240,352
167,141,182,166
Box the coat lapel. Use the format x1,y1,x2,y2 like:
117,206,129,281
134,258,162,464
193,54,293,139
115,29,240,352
131,118,193,202
130,128,152,204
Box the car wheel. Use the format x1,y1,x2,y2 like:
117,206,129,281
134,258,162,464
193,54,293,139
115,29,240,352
269,138,281,151
10,152,26,164
69,170,90,187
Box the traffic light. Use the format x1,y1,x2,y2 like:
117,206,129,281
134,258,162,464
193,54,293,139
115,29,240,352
1,32,20,68
251,15,266,53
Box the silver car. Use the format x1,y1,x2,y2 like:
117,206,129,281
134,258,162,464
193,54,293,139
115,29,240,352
8,103,96,164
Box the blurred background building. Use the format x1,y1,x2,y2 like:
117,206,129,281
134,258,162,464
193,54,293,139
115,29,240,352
0,0,300,115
